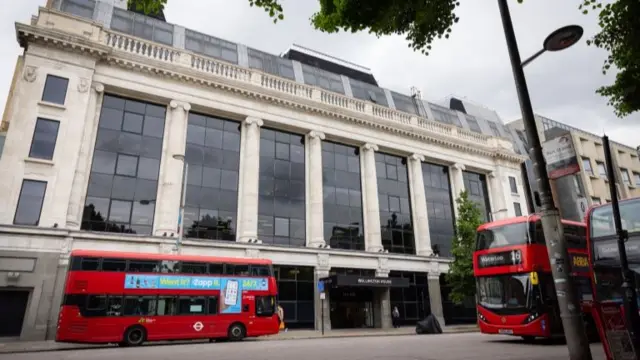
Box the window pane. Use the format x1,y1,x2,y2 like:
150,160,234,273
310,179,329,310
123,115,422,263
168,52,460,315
108,200,132,223
41,75,69,104
14,180,47,225
123,296,156,316
116,154,138,176
275,217,289,237
29,119,60,160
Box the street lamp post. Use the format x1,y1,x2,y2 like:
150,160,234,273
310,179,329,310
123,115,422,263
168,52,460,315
173,153,188,252
496,1,592,359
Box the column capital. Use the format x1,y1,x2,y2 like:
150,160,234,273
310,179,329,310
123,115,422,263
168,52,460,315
409,153,425,162
308,130,325,140
244,116,264,127
170,100,191,112
452,163,466,171
361,143,379,152
92,82,104,93
488,171,497,178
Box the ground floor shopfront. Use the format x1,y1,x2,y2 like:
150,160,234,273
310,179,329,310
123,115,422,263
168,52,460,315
0,226,476,340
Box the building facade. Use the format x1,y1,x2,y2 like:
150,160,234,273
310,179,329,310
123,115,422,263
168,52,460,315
0,1,526,340
508,115,640,221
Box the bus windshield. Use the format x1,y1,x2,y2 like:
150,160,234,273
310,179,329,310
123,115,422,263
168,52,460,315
476,222,533,250
476,274,531,314
590,199,640,238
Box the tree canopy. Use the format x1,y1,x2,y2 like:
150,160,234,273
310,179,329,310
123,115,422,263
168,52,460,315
129,0,639,117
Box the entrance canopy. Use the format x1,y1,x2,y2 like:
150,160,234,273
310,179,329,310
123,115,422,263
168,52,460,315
322,275,410,288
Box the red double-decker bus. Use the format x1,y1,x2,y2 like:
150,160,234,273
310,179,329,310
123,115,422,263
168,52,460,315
474,215,598,341
586,198,640,360
56,250,279,346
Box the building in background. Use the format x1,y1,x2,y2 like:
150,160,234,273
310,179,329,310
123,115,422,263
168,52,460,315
0,0,526,340
507,114,640,221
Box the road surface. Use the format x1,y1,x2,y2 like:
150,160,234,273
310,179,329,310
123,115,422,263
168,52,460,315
0,333,606,360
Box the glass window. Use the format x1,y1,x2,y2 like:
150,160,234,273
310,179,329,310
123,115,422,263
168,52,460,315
41,75,69,105
186,29,238,64
180,262,207,274
177,297,206,315
81,94,165,235
128,260,158,273
596,161,607,178
258,128,305,246
508,176,518,193
465,116,482,133
514,202,522,217
582,158,593,175
183,113,239,241
256,296,275,316
157,296,176,315
476,274,531,314
422,163,455,257
29,118,60,160
463,171,491,222
247,48,295,80
301,65,344,94
621,168,631,186
106,296,122,316
208,296,219,315
429,105,461,126
376,152,414,254
488,122,501,137
123,296,156,316
323,141,363,250
635,173,640,187
111,8,174,45
60,0,96,19
13,180,47,226
476,222,530,250
101,258,127,271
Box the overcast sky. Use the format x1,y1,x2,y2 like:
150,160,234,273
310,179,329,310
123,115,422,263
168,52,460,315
1,0,638,148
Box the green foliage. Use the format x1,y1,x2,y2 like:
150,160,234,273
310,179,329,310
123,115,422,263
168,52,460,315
131,0,639,117
127,0,167,17
447,191,483,305
580,0,640,117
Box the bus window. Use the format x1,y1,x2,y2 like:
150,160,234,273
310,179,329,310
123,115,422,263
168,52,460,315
160,260,179,273
71,257,100,271
251,265,271,276
101,258,127,271
177,296,206,315
157,296,177,316
476,222,532,250
208,296,219,315
226,264,250,276
127,260,159,273
255,296,275,316
123,296,156,316
180,262,207,274
209,263,224,275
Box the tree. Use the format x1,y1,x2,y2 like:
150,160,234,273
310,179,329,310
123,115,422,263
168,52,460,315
446,190,483,305
129,0,639,118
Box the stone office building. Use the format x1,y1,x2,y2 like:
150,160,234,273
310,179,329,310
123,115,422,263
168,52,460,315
0,0,526,340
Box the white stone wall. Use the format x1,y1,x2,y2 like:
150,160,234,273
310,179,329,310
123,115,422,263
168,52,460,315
1,6,527,269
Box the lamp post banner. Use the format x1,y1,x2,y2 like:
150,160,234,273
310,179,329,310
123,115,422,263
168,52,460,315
542,134,580,179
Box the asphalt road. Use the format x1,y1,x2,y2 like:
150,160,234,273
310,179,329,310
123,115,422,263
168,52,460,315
0,333,607,360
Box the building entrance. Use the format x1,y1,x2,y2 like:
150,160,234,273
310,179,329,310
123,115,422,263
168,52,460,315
329,287,374,329
0,290,29,337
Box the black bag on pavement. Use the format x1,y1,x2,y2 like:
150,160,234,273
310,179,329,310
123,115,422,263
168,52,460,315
415,314,443,335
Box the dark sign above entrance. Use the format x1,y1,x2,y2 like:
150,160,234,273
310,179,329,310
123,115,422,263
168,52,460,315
322,275,410,288
569,253,590,273
477,250,523,268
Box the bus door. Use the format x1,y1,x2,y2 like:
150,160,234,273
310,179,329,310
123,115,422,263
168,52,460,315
539,273,563,336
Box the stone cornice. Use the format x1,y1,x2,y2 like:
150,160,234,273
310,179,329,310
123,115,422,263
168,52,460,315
16,10,526,165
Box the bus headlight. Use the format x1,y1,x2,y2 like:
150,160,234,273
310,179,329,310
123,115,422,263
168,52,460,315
478,313,488,322
522,312,540,324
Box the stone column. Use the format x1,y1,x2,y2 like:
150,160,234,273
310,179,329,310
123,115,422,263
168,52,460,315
154,100,191,236
65,82,104,229
306,130,326,247
407,153,432,256
450,163,466,220
488,171,508,220
314,254,331,331
360,143,383,252
236,116,263,242
427,273,446,327
374,267,392,329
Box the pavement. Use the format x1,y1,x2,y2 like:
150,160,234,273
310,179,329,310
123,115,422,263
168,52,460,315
0,332,607,360
0,325,477,354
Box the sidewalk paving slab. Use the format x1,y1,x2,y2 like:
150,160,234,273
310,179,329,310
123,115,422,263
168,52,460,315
0,325,478,354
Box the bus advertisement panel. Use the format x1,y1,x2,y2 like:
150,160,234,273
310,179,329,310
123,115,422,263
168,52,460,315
56,250,279,346
474,215,597,341
587,198,640,360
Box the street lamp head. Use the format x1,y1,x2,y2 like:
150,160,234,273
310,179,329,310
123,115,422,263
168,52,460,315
173,154,185,161
543,25,583,52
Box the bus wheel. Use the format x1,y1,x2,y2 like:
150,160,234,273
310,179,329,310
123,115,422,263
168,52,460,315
123,325,146,347
521,336,535,343
228,323,246,341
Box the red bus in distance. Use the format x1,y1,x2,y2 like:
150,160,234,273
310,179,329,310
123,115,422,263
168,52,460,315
473,215,598,341
56,250,279,346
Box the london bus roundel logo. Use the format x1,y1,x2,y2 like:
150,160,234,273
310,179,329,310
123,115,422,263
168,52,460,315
193,321,204,332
